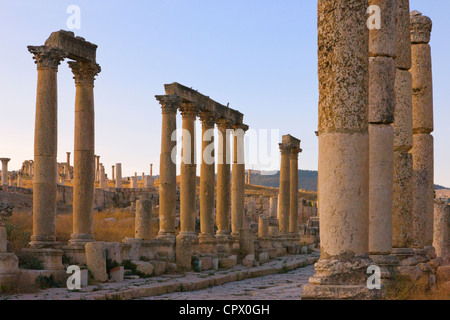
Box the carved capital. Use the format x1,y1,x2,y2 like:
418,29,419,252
155,95,182,114
217,118,234,130
234,123,249,132
199,111,217,128
68,60,101,85
28,46,67,70
410,11,432,44
179,102,199,118
290,147,302,158
279,143,292,155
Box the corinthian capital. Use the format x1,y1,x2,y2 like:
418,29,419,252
410,11,432,44
28,46,67,70
179,102,199,118
279,143,292,155
155,95,182,114
68,61,101,85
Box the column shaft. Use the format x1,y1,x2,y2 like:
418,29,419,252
69,61,100,245
289,150,299,234
199,115,215,240
278,145,290,235
156,95,180,238
179,105,197,236
231,126,246,237
216,120,231,238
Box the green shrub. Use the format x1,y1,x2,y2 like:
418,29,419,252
18,254,44,270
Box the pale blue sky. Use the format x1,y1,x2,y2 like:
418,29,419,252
0,1,448,186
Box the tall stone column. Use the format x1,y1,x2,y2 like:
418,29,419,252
179,102,197,239
28,46,66,248
112,165,115,180
392,0,414,254
0,158,10,186
150,164,153,177
278,143,290,236
68,60,101,247
231,124,247,238
66,152,71,177
303,0,375,299
410,11,434,251
198,112,216,249
156,95,181,239
368,0,396,256
115,163,122,188
289,143,301,236
216,119,232,242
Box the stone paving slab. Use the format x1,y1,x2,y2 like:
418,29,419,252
1,253,319,300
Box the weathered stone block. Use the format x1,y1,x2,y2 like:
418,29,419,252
369,57,396,123
85,242,107,282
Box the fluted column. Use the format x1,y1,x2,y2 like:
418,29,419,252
0,158,10,187
156,95,181,239
303,0,374,300
410,11,434,250
278,144,291,236
179,102,198,238
28,46,66,247
199,112,216,244
231,124,247,238
289,146,301,235
68,60,100,246
216,119,232,241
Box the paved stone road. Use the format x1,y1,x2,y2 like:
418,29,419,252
143,264,316,300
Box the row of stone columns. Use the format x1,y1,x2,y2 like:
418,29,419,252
155,95,248,256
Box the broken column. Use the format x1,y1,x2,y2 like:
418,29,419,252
115,163,122,188
198,111,216,252
268,196,279,236
135,197,154,240
68,60,100,247
0,203,18,292
155,95,181,241
0,159,11,187
367,0,398,279
410,11,434,253
303,0,375,299
433,201,450,262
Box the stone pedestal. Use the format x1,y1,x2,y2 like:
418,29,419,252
85,241,107,282
22,248,64,270
0,158,10,187
135,198,153,240
176,234,192,271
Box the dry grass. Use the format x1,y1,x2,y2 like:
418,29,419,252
6,209,135,254
383,275,450,300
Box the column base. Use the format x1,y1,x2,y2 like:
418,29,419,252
176,234,193,271
198,234,217,255
68,233,94,247
62,245,87,265
21,248,64,270
302,284,380,300
216,233,231,257
153,235,176,262
369,254,399,284
303,254,380,300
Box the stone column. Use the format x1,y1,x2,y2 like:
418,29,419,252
100,165,107,189
410,11,434,251
231,124,247,238
247,169,251,185
278,143,290,236
150,164,153,177
67,152,71,167
17,173,23,188
0,159,10,186
216,119,232,242
95,155,100,182
303,0,375,299
258,215,269,239
156,95,181,239
289,145,301,236
28,46,66,248
392,0,414,253
115,163,122,188
199,112,216,247
68,60,100,247
368,0,396,256
433,201,449,262
179,102,198,239
135,197,153,240
112,165,115,180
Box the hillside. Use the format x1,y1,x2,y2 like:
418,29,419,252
250,170,318,191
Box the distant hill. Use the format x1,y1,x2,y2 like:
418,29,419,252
250,171,447,193
250,170,318,192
